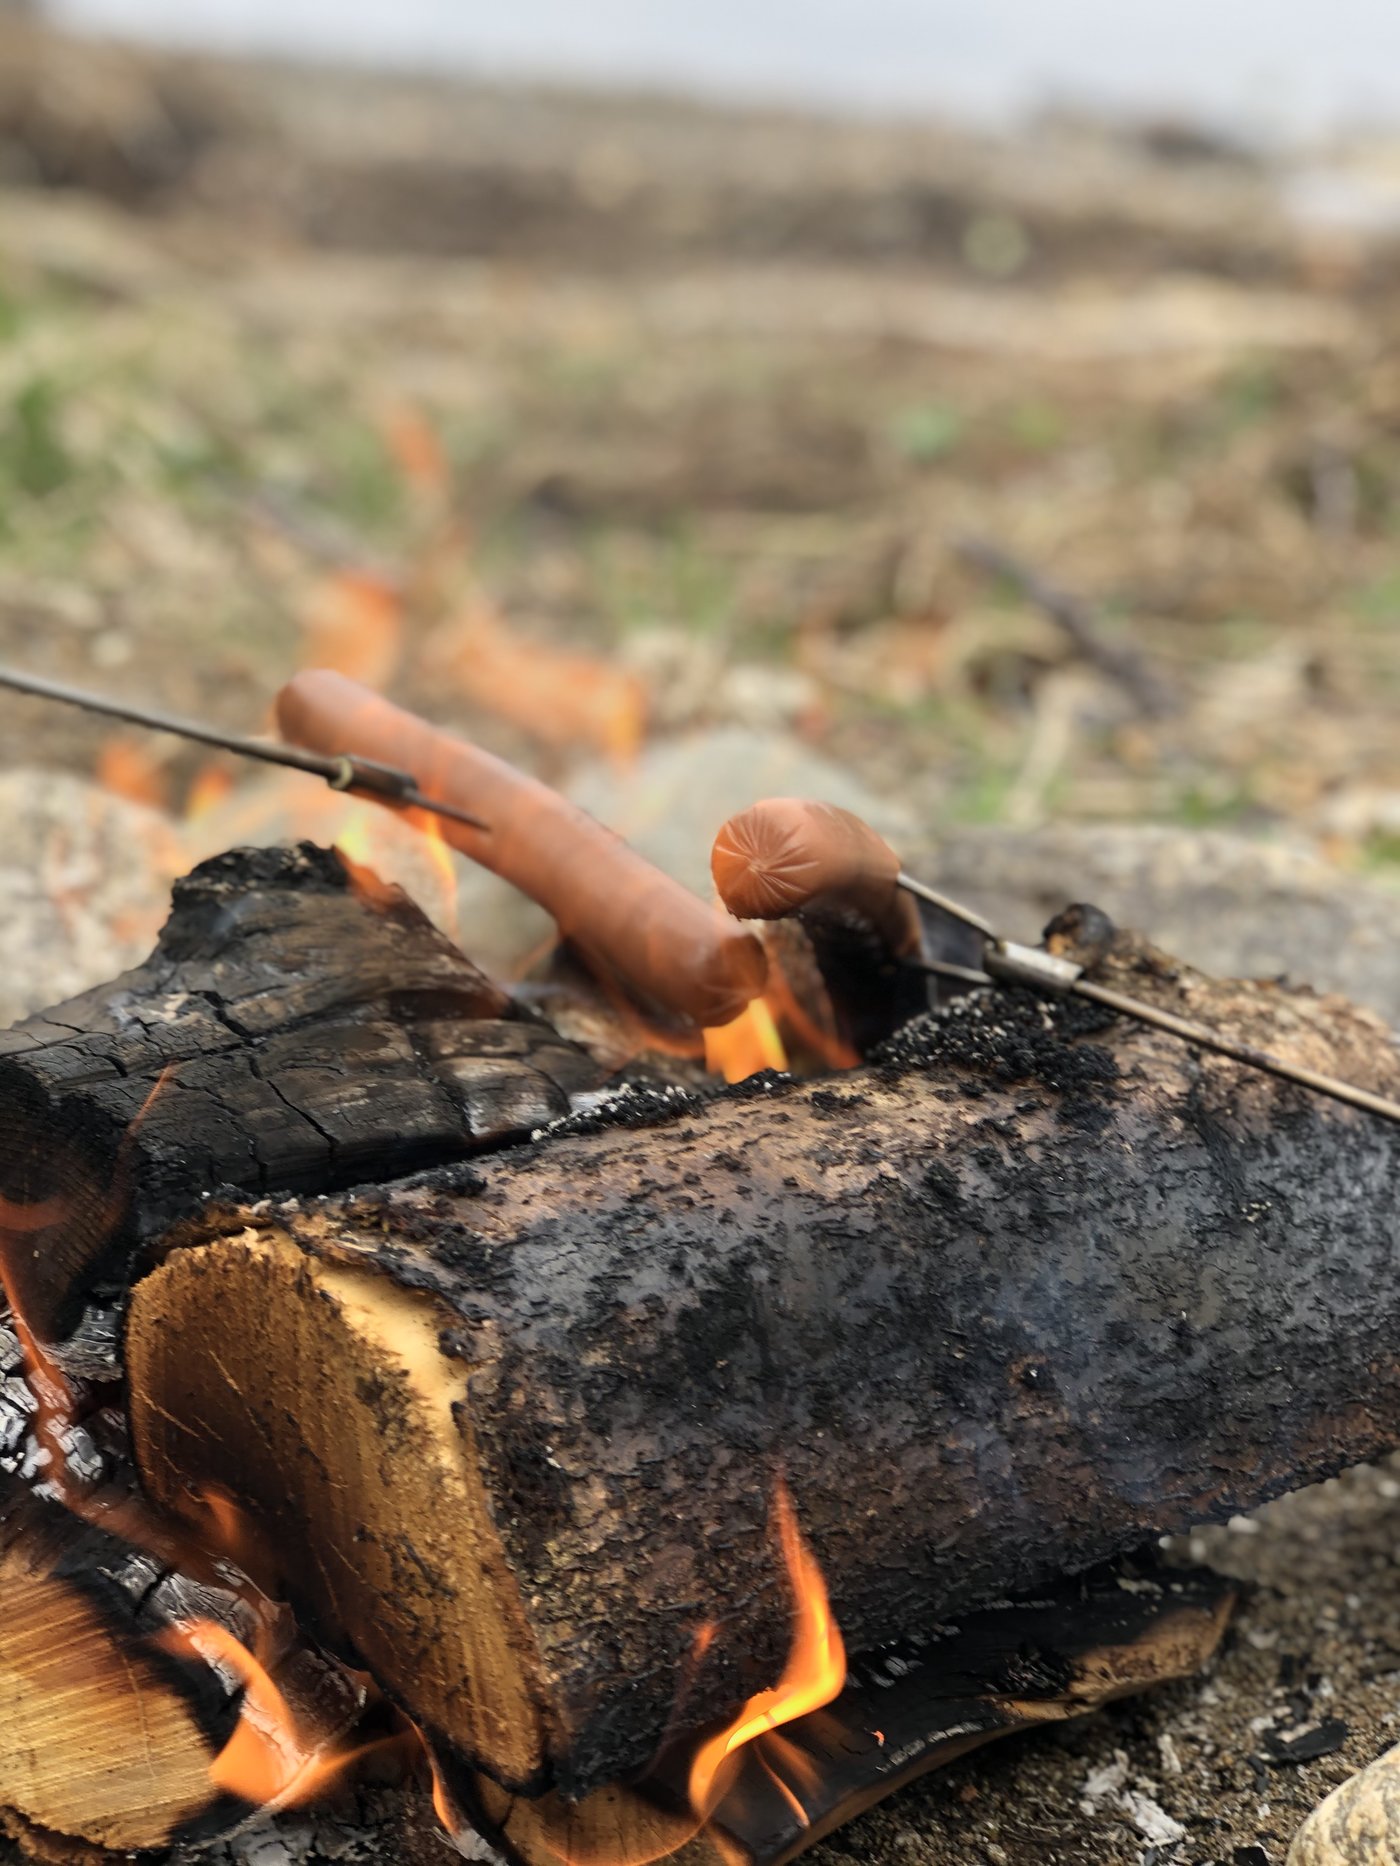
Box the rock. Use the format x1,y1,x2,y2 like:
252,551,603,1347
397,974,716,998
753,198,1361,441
1288,1740,1400,1865
454,725,916,972
0,767,181,1027
918,823,1400,1026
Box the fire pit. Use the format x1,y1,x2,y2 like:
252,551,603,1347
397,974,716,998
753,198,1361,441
2,680,1399,1866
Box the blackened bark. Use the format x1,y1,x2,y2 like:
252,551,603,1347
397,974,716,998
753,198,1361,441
128,925,1400,1798
0,843,603,1333
462,1556,1234,1866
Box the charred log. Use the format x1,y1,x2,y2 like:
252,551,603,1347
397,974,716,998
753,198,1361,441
125,924,1400,1799
0,842,604,1335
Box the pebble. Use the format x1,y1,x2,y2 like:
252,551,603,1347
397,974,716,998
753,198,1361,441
1288,1740,1400,1864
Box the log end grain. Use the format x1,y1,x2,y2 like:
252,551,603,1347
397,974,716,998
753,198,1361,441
126,1227,548,1792
0,1497,222,1854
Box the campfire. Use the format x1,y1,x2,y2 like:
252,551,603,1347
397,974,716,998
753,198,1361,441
2,666,1398,1866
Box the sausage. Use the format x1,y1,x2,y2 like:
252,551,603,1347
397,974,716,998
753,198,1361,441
275,670,767,1029
711,799,921,958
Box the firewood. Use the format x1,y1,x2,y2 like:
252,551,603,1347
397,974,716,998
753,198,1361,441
459,1559,1235,1866
0,1473,361,1858
0,841,604,1335
125,920,1400,1800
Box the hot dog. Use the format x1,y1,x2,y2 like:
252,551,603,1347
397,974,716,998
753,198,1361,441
711,798,921,957
276,669,767,1030
711,798,929,1058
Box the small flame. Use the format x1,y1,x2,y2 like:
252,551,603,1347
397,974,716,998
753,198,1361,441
185,760,236,819
95,736,170,810
161,1619,307,1805
758,945,860,1076
329,801,381,869
159,1618,381,1808
703,999,789,1084
427,1748,458,1832
381,403,452,503
427,605,647,765
301,569,404,690
401,802,462,946
687,1478,846,1825
183,1484,275,1591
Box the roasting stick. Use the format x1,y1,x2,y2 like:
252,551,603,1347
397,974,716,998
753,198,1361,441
713,797,1400,1128
0,662,768,1028
904,887,1400,1126
0,663,489,830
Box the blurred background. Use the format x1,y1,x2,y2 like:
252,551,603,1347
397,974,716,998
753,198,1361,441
3,0,1400,1013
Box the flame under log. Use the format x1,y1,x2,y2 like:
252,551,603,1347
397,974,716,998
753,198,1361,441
0,843,606,1337
118,915,1400,1803
454,1555,1234,1866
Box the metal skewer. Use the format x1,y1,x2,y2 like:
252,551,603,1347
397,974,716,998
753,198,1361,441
899,873,1400,1129
0,665,487,831
4,660,1395,1123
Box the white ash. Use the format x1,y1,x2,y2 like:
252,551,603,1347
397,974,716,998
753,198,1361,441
1080,1752,1186,1851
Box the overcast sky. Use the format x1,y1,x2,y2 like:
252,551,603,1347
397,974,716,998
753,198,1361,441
49,0,1400,131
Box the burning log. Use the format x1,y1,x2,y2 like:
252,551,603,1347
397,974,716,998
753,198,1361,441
123,917,1400,1803
0,841,605,1335
0,1477,223,1858
0,1470,363,1858
457,1557,1235,1866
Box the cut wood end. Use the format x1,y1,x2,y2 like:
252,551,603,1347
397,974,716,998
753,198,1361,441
127,1224,547,1789
0,1521,218,1853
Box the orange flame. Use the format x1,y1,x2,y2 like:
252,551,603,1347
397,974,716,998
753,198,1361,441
400,802,461,945
381,403,452,503
758,945,860,1076
162,1619,308,1805
185,760,236,819
702,999,789,1083
688,1478,846,1825
159,1618,385,1808
301,569,404,690
95,736,170,811
428,605,647,766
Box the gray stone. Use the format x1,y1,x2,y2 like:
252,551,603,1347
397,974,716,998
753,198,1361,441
0,767,180,1028
919,822,1400,1026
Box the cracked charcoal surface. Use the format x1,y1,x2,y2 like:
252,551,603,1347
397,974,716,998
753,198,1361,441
0,842,609,1333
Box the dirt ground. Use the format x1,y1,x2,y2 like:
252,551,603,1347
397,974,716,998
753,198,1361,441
4,21,1400,1866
